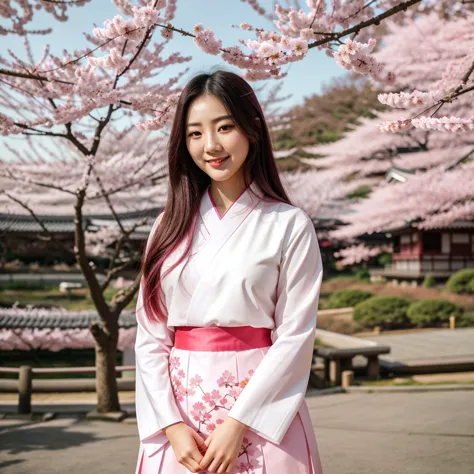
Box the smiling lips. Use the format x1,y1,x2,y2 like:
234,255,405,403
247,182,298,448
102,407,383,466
207,156,229,163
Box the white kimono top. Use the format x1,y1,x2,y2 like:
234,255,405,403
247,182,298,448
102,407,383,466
135,181,323,456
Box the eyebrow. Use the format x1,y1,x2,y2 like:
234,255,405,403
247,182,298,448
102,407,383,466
186,115,233,128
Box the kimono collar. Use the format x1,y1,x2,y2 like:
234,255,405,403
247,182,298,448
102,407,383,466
199,181,263,231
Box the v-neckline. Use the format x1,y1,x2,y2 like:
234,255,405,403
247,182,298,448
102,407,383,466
207,186,248,220
199,181,262,237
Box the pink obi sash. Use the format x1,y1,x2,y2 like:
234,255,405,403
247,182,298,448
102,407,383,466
174,326,272,352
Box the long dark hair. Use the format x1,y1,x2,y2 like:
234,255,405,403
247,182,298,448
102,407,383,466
142,70,291,322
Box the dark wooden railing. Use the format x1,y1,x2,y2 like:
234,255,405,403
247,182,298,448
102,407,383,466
0,365,136,414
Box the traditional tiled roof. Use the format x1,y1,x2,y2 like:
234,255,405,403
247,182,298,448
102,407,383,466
0,214,76,233
0,208,162,238
0,310,137,329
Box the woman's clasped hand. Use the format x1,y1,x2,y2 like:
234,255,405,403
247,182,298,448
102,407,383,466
164,418,248,473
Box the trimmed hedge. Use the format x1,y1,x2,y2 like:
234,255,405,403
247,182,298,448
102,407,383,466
355,268,370,282
422,274,436,288
325,289,373,309
446,269,474,294
407,299,463,326
457,312,474,328
354,296,410,329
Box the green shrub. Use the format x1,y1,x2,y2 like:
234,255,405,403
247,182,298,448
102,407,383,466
378,253,392,266
457,312,474,328
423,274,436,288
446,269,474,294
407,299,463,327
354,296,411,329
325,289,373,309
355,268,371,282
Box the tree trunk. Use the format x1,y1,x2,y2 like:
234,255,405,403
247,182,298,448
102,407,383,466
94,324,121,413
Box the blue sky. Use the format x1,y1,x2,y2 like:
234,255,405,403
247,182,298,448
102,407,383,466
2,0,347,109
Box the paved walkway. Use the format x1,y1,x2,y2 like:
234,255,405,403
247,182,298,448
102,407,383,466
366,327,474,367
1,390,473,474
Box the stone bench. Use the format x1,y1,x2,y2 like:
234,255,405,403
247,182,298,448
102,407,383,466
313,345,391,385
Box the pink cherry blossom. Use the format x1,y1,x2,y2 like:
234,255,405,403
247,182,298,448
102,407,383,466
378,90,444,108
132,5,161,29
229,387,242,398
373,12,473,133
193,24,222,55
190,374,203,387
169,357,181,370
334,38,395,85
217,370,237,387
202,389,222,407
334,244,391,267
376,118,412,133
0,307,136,351
411,116,474,133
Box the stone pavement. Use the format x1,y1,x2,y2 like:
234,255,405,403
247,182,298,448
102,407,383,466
366,327,474,366
1,390,473,474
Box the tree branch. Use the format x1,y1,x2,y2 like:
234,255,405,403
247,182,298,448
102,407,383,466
74,168,112,321
100,217,147,293
100,256,140,293
444,146,474,172
89,170,168,200
2,192,75,257
89,321,108,346
308,0,421,49
1,171,76,195
111,271,141,316
0,68,74,84
94,174,125,233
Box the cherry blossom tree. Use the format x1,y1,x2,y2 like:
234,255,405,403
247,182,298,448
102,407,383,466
2,1,472,133
0,0,299,413
375,12,474,133
302,119,474,263
1,0,472,409
334,243,391,267
134,0,474,132
0,0,92,36
332,162,474,241
295,11,474,263
280,167,378,222
0,0,189,413
0,307,137,351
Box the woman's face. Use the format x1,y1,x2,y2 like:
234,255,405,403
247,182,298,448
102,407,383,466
185,93,250,186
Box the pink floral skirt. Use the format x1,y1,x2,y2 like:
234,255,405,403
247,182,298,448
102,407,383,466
136,327,322,474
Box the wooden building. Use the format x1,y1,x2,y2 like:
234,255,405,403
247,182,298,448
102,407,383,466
393,222,474,275
368,167,474,281
0,209,158,266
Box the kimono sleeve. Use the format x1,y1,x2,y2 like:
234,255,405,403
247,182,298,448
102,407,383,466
134,213,184,456
228,209,322,444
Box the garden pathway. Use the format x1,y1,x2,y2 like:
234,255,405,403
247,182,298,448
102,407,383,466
366,327,474,371
2,390,473,474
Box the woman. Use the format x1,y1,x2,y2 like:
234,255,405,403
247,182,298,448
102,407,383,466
135,70,323,474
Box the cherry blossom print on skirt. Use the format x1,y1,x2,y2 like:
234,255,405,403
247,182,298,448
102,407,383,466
133,346,321,474
170,352,258,473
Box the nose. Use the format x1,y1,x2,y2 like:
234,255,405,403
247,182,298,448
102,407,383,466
203,131,223,154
